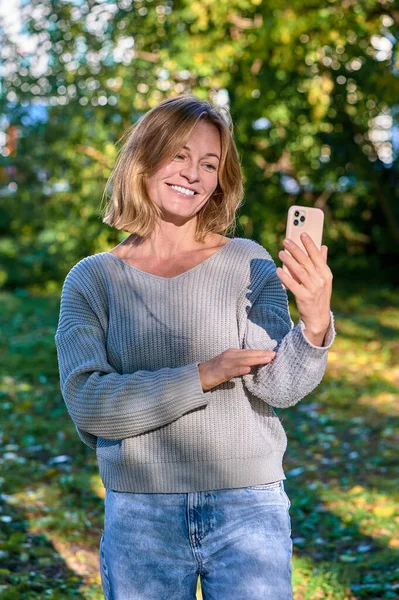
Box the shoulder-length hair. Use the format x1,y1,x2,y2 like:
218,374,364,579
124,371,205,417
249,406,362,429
101,95,244,242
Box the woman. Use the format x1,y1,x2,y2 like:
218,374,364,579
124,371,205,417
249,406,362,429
55,95,335,599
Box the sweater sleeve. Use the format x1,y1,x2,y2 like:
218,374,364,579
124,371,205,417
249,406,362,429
242,261,336,408
55,276,208,447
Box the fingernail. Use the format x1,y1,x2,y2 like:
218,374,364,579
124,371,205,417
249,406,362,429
284,238,292,246
302,233,309,239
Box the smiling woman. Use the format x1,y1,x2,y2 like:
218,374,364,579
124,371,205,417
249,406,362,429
55,94,335,600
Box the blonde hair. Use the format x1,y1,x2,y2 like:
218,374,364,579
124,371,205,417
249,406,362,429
101,95,244,242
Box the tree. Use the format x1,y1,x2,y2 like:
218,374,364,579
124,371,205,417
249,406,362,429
0,0,398,289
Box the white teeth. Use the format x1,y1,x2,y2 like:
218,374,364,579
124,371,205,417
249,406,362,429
170,185,195,196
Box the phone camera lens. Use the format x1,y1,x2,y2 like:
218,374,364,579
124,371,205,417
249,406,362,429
300,216,305,222
294,211,300,217
293,219,299,226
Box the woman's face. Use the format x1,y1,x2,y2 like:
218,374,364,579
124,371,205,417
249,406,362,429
145,120,221,225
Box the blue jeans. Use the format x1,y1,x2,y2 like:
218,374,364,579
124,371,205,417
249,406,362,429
100,481,292,599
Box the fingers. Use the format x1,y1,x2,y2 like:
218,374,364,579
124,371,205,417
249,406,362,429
282,261,303,285
279,236,330,286
276,266,304,296
199,349,277,391
279,250,308,284
229,349,276,366
224,350,276,382
284,235,326,272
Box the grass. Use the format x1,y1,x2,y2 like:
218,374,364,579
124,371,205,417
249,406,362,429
0,282,398,599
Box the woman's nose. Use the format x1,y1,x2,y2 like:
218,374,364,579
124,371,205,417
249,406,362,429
180,163,200,183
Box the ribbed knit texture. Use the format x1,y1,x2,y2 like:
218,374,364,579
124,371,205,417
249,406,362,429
55,237,335,493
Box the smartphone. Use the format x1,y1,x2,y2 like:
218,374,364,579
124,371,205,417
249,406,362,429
283,205,324,278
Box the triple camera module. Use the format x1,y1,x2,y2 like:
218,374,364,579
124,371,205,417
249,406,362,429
293,209,306,227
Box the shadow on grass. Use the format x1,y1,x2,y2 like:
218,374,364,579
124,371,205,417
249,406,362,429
1,286,398,599
0,494,86,599
332,313,398,343
280,377,399,598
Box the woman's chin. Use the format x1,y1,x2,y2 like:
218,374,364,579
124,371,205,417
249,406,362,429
159,209,197,226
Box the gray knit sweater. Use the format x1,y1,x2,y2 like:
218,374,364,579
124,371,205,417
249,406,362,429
55,237,335,493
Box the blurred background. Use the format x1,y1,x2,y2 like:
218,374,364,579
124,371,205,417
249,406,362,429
0,1,398,599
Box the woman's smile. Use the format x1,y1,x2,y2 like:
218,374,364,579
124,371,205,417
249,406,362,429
166,183,198,197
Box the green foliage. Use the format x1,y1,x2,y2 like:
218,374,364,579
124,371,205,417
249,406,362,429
0,0,398,289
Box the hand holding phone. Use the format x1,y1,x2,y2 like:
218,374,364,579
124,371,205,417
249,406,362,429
277,205,332,346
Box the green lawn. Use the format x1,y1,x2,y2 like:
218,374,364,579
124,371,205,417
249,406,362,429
0,284,398,599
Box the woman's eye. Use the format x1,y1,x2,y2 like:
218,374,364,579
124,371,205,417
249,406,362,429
174,154,185,160
203,163,217,171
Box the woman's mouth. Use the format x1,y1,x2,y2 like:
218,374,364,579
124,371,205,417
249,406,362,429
167,184,197,197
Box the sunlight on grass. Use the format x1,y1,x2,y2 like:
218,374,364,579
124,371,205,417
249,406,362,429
321,486,399,548
292,556,356,600
196,577,203,600
5,484,101,542
2,484,104,598
90,474,106,501
357,391,398,415
1,289,398,598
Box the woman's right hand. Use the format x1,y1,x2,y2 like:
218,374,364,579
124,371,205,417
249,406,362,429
198,349,276,392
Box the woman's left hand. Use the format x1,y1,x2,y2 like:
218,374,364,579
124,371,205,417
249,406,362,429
276,233,333,346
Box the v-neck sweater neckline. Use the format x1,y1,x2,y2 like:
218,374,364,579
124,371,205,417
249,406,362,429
101,237,237,281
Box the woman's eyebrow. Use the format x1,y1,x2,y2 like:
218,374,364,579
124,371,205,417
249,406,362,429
183,145,220,160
